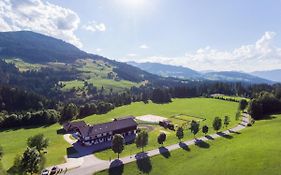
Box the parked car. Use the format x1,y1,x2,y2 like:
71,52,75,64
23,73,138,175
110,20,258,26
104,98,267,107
50,166,59,175
41,169,49,175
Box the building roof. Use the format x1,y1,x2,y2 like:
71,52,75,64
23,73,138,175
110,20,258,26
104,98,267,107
63,121,87,131
79,118,137,138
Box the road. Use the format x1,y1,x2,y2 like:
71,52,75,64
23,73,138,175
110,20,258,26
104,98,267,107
64,113,250,175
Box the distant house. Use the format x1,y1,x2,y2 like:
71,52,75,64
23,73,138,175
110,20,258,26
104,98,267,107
63,117,138,146
159,120,175,130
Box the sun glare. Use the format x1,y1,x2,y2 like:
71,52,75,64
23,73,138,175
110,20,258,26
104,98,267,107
119,0,146,8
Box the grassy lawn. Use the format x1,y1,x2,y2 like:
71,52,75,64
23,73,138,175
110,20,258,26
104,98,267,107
60,78,140,92
0,98,239,171
96,114,281,175
0,124,70,171
4,58,44,72
172,114,205,122
91,98,239,160
60,59,141,92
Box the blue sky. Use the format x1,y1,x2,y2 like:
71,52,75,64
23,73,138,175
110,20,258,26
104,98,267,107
1,0,281,71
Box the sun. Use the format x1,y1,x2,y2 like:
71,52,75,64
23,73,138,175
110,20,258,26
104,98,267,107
119,0,146,8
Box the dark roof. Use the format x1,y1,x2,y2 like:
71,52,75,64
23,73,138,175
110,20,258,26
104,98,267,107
63,121,87,131
79,118,137,138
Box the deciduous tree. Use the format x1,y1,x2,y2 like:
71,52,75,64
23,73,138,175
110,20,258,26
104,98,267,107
157,132,166,146
111,134,125,159
135,130,148,152
20,147,41,174
27,134,49,152
190,120,200,138
176,127,184,142
213,117,222,132
202,125,209,136
239,99,248,111
224,116,230,129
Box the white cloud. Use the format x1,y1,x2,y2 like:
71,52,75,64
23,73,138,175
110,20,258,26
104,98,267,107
139,44,149,49
82,21,106,32
94,48,102,53
120,32,281,72
127,53,137,57
0,0,82,48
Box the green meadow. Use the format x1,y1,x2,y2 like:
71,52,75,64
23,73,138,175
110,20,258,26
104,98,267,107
96,114,281,175
0,124,69,170
0,98,239,171
88,98,239,159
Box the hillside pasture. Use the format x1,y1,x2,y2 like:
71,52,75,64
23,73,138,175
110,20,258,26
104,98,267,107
96,114,281,175
0,98,239,171
91,98,239,160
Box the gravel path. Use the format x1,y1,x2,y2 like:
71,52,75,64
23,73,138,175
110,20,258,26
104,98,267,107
64,113,250,175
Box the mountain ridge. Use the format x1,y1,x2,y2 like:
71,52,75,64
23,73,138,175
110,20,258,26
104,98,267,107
251,69,281,82
128,61,274,84
0,31,183,86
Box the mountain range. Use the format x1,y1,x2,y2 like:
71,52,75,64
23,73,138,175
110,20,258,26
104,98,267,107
0,31,278,85
251,69,281,82
128,62,277,84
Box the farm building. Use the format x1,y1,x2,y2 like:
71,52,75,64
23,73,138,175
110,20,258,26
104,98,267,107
63,117,138,146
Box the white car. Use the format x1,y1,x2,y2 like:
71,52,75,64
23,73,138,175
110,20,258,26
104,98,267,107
41,169,49,175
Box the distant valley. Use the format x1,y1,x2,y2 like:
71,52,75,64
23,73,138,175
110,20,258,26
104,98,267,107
128,61,277,84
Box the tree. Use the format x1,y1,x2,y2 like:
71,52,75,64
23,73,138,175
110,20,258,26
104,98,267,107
27,134,49,152
213,117,222,132
61,103,79,121
202,125,209,136
111,134,124,159
20,147,41,174
239,99,248,111
248,99,263,120
157,132,166,146
235,110,241,121
151,88,171,104
189,120,200,138
224,116,230,129
135,130,148,152
0,145,3,160
176,127,184,142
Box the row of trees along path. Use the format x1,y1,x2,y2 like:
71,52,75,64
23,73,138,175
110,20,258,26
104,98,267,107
66,113,250,175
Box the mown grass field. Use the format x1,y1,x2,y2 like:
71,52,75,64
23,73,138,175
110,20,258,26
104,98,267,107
90,98,239,160
0,124,69,171
61,78,139,92
60,59,141,92
0,98,239,171
4,58,44,72
96,114,281,175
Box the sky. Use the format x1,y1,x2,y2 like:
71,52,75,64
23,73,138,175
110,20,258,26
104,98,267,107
1,0,281,72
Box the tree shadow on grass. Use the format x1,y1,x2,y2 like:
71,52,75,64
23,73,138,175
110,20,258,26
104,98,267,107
229,130,241,134
108,159,124,175
179,142,190,151
1,123,53,132
135,153,152,174
56,128,66,135
205,135,215,140
217,132,233,139
195,139,210,149
259,115,277,121
159,146,171,158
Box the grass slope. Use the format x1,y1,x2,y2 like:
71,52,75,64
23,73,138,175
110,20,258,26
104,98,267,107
0,98,238,171
0,124,69,170
89,98,239,159
96,114,281,175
